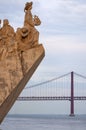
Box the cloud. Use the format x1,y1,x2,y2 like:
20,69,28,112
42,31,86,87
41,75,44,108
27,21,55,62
0,0,86,34
37,0,86,36
40,35,86,54
38,34,86,78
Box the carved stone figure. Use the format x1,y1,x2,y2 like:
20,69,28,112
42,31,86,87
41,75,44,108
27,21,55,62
24,2,41,46
0,19,16,60
0,19,1,28
16,26,34,52
0,1,45,124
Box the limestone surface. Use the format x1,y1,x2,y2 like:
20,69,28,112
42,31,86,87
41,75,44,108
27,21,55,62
0,1,45,123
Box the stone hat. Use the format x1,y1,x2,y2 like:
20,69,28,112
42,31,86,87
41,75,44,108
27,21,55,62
21,26,29,38
24,2,33,11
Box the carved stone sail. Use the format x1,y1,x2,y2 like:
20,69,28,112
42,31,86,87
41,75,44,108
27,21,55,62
0,2,45,123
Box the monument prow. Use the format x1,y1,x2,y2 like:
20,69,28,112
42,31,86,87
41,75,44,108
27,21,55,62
0,2,45,124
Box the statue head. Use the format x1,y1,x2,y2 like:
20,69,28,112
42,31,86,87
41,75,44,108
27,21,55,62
0,20,1,24
3,19,9,26
24,1,33,12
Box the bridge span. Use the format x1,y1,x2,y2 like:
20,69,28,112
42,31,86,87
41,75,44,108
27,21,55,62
18,96,86,101
18,71,86,116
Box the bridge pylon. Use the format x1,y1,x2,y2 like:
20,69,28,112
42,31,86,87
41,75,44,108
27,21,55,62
70,71,75,116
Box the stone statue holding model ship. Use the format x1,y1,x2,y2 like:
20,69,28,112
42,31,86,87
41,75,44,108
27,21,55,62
0,2,45,123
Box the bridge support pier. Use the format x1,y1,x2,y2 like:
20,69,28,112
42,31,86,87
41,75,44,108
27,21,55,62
70,71,75,116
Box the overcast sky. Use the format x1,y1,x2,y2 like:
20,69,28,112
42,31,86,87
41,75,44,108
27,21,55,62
0,0,86,114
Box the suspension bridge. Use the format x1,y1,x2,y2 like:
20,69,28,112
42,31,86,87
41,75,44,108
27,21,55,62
17,71,86,116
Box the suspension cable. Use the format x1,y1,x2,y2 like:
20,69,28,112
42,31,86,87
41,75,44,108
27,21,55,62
25,72,70,89
74,72,86,79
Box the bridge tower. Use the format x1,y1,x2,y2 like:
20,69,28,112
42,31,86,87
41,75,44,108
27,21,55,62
70,71,75,116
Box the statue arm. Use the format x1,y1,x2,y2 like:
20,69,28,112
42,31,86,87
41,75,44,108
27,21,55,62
33,15,41,26
24,11,34,27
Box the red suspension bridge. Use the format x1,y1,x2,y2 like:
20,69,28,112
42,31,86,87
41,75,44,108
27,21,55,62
17,71,86,116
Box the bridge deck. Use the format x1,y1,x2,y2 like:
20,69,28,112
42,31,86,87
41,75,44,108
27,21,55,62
17,96,86,101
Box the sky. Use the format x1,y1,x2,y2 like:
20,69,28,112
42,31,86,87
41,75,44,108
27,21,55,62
0,0,86,114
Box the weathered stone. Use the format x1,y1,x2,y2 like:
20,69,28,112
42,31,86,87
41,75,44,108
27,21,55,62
0,1,45,124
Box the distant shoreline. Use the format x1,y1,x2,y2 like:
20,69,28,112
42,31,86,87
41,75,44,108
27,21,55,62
7,114,86,119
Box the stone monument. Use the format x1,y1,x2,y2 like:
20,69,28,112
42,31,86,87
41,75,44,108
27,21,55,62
0,2,45,123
